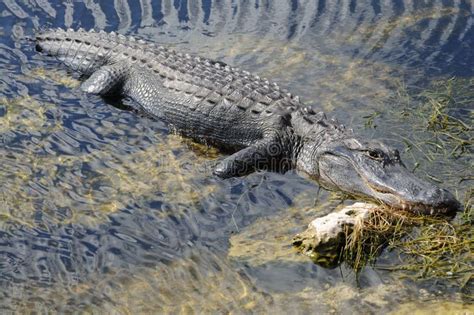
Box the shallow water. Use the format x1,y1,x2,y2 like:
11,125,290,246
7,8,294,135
0,0,473,313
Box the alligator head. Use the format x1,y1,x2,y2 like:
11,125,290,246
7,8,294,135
293,111,460,215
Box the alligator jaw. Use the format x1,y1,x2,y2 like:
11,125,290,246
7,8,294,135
366,180,460,216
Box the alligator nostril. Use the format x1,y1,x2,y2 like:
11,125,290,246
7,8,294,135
35,43,43,52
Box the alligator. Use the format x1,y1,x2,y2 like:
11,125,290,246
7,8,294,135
34,28,460,215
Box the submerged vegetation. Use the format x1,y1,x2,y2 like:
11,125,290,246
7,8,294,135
341,204,473,295
399,77,472,160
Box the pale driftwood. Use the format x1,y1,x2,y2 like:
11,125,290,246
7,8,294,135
292,202,379,267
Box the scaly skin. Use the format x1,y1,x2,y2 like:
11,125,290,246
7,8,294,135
35,28,460,215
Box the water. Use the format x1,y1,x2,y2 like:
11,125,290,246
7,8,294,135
0,0,473,313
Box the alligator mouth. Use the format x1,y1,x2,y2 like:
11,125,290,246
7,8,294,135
366,182,419,210
346,159,417,211
366,183,409,209
366,182,457,215
367,182,393,195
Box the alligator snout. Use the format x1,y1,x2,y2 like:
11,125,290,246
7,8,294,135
402,187,461,215
414,187,460,215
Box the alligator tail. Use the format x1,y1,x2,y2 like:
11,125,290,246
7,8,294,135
35,28,118,75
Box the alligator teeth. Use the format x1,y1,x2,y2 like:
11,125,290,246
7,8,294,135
303,107,315,115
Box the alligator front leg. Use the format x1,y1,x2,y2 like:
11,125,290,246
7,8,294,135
80,62,129,95
213,139,288,178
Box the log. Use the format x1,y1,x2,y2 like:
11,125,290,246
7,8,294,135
292,202,379,267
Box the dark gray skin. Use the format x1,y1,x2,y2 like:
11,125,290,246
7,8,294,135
35,28,460,215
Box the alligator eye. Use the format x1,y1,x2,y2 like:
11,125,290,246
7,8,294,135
367,149,385,161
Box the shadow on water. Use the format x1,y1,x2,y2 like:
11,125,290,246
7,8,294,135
0,0,473,313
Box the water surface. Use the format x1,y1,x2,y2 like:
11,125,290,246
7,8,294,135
0,0,473,313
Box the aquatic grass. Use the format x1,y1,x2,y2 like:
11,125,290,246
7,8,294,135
341,205,418,272
341,200,473,294
395,78,473,161
419,78,472,158
383,201,473,298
